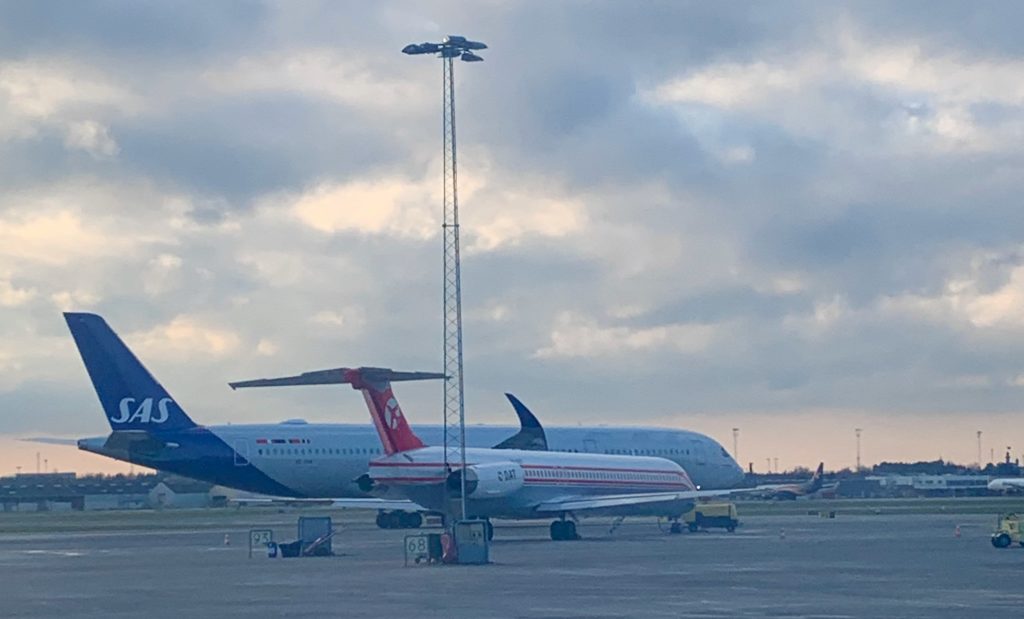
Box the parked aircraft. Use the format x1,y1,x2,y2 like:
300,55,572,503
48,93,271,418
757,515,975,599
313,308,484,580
987,478,1024,493
230,365,759,540
62,313,744,528
757,463,825,500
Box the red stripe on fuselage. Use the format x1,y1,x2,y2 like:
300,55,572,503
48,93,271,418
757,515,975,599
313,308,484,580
371,460,688,476
376,475,689,489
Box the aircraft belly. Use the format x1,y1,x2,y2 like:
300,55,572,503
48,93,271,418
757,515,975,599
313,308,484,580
251,457,366,497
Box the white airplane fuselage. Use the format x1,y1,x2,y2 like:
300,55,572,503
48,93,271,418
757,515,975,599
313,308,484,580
369,445,698,519
79,422,744,499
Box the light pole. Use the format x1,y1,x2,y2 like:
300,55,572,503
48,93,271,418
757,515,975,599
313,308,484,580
855,428,862,471
732,427,739,462
403,35,486,524
977,430,982,468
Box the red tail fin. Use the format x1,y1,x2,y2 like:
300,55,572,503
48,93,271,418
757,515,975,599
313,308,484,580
228,366,442,456
345,369,424,454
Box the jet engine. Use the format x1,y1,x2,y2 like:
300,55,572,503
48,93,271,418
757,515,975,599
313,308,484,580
447,462,525,498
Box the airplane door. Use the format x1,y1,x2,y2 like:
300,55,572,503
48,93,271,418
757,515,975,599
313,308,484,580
690,440,707,465
233,440,250,466
583,439,598,453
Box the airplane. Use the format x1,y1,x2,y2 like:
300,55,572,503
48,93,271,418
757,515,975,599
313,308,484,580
61,313,744,528
987,478,1024,493
756,463,825,500
230,365,762,541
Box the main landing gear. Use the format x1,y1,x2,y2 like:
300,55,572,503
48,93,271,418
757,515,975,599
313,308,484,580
376,510,423,530
550,518,579,541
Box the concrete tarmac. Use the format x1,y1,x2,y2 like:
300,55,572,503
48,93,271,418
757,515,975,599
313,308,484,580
2,511,1023,618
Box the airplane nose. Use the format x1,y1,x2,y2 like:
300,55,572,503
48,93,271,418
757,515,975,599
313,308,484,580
730,461,745,486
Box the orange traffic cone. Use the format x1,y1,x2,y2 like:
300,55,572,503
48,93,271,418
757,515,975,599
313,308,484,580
224,534,231,546
954,525,961,538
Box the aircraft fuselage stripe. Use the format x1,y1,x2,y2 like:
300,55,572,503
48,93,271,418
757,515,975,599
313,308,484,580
370,460,688,476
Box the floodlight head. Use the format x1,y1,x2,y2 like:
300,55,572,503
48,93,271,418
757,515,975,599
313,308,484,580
403,36,487,60
402,42,441,55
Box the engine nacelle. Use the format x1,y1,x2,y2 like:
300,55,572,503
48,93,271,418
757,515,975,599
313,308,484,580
447,462,524,498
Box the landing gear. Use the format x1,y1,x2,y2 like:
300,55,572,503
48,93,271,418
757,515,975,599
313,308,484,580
669,521,683,535
375,510,423,530
550,519,579,541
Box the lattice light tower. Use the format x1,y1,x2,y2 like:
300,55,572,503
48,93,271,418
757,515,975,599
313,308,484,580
403,35,486,521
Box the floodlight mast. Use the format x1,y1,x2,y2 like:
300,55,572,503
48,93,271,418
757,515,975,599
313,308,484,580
403,35,486,524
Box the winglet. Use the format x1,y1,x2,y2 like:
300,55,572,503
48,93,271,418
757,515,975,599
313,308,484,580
493,393,549,451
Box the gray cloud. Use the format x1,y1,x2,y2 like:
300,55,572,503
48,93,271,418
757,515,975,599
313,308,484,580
3,1,1024,456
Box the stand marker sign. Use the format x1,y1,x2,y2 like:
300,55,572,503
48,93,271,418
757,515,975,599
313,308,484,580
249,529,274,558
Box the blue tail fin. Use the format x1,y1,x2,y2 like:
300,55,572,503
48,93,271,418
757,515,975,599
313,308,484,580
64,312,198,432
493,393,548,451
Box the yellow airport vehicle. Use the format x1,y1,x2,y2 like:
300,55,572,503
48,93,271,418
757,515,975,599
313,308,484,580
684,502,739,533
990,513,1024,548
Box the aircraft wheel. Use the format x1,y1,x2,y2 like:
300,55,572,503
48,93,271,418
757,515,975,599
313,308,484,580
551,520,576,540
550,521,565,540
399,512,423,529
669,522,683,535
564,520,579,540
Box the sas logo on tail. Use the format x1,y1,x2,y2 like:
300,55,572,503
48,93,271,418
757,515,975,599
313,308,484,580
113,397,174,424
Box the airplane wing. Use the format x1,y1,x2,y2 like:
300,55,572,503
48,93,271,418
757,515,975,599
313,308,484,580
534,488,741,513
19,437,80,446
229,496,428,511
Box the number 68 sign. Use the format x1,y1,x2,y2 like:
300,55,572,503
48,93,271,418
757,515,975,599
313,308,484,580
404,534,432,566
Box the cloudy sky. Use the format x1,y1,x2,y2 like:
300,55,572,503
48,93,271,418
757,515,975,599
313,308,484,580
3,1,1024,474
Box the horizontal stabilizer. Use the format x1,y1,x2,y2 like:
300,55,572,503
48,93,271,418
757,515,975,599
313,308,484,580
231,366,437,455
229,367,446,390
19,437,79,446
102,430,172,453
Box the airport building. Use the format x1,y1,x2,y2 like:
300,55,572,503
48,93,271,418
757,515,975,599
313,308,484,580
0,473,224,512
837,474,991,498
